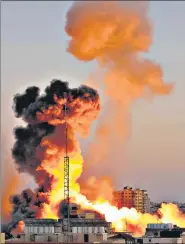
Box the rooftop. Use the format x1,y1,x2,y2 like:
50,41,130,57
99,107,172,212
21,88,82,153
23,218,111,227
24,219,59,225
63,218,111,227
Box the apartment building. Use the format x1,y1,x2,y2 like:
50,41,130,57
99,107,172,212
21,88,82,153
143,190,151,213
134,188,144,213
113,190,123,209
113,187,151,213
122,186,134,209
113,186,134,209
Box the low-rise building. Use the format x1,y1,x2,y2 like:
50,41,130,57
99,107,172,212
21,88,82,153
146,223,174,237
21,218,111,243
140,237,181,243
136,224,185,244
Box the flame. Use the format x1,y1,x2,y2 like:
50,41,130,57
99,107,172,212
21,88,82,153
72,194,185,237
35,138,185,236
35,93,100,220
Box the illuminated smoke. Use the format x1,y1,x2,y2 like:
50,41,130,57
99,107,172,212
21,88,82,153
64,0,184,235
65,0,173,205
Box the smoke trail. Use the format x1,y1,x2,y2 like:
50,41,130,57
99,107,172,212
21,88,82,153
65,0,173,196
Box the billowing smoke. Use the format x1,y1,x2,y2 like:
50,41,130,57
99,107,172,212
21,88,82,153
4,79,100,237
65,1,173,198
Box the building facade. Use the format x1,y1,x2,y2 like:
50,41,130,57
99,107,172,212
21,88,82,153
113,186,134,209
133,188,144,213
22,218,110,243
122,186,134,209
113,190,123,209
113,186,150,213
143,190,151,213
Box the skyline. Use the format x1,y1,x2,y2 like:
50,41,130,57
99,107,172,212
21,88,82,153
1,1,185,203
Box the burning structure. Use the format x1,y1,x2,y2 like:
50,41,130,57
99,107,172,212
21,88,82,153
2,0,185,241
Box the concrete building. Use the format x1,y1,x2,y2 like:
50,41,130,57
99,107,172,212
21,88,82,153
113,187,151,213
113,190,123,209
136,233,185,244
142,190,151,213
133,188,144,213
145,223,174,238
123,186,134,209
135,224,185,244
113,186,134,209
140,237,181,243
21,218,111,243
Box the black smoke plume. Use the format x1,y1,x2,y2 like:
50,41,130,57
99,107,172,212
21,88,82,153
2,79,99,238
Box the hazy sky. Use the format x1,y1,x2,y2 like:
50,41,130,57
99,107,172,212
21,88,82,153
1,1,185,202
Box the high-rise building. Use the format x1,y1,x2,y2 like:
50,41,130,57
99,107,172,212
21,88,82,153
113,186,151,213
133,188,144,213
113,186,134,209
122,186,134,209
113,191,123,209
143,190,151,213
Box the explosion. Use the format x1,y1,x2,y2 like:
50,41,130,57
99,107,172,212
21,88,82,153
2,0,185,239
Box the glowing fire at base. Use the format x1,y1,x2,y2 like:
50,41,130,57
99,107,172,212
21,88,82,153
40,159,185,237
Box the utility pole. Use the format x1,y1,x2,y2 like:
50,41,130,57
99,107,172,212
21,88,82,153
63,92,70,243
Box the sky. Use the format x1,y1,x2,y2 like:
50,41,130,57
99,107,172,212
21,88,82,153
1,1,185,202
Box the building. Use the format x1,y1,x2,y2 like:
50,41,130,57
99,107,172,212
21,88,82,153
139,236,182,243
113,186,134,209
20,218,111,243
65,203,105,220
146,223,174,237
142,190,151,213
135,225,185,244
133,188,144,213
122,186,134,209
113,191,123,209
113,187,150,213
